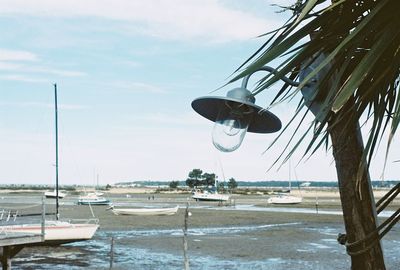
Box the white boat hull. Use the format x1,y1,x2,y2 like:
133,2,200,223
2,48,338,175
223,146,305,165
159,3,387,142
112,206,179,216
0,221,99,245
78,195,111,205
267,195,302,204
192,192,230,202
44,190,66,199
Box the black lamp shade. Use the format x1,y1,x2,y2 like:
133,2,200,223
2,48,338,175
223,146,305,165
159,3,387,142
191,96,281,133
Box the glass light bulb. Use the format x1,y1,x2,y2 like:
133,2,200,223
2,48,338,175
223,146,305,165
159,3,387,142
211,104,251,152
212,119,248,152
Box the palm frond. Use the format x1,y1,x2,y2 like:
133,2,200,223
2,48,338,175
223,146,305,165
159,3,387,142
233,0,400,169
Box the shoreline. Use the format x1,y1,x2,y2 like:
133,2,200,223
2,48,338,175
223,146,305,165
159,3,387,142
0,185,395,194
0,186,398,206
1,190,398,224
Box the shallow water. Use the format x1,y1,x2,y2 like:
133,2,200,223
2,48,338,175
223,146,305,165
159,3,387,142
3,194,399,269
11,222,400,270
218,204,396,218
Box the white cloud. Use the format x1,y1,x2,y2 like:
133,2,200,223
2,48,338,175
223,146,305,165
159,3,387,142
0,48,86,78
0,0,279,43
0,61,86,77
0,62,22,70
0,48,38,61
0,74,48,83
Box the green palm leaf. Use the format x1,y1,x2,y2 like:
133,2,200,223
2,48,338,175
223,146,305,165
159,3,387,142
233,0,400,169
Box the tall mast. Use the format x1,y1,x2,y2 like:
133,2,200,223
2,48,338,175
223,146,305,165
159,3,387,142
288,159,292,192
54,83,59,220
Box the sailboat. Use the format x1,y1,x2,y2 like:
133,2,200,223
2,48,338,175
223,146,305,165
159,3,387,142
267,160,302,205
77,173,110,205
78,193,111,205
1,84,99,245
192,177,230,202
192,191,230,202
192,158,230,202
93,172,104,196
44,189,67,199
267,193,302,204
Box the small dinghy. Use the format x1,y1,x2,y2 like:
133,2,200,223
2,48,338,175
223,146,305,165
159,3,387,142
109,205,179,216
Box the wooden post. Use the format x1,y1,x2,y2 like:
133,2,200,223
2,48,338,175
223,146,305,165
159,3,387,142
41,196,46,242
183,202,190,270
1,247,11,270
109,237,114,269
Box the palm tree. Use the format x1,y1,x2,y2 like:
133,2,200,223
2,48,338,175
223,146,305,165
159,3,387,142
230,1,399,269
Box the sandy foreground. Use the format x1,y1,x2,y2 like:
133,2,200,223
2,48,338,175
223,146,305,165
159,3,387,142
1,190,399,269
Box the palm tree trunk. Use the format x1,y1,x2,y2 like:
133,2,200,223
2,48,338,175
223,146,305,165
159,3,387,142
328,103,385,269
325,1,386,267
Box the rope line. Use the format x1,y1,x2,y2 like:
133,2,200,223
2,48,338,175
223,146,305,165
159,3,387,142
337,183,400,256
345,208,400,256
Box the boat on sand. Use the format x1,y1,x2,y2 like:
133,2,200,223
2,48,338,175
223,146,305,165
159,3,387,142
192,191,230,202
109,205,179,216
44,189,67,199
268,160,302,205
0,220,98,245
78,194,111,205
267,194,302,204
0,84,99,245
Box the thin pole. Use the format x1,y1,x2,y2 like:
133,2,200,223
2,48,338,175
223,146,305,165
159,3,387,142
183,202,190,270
42,196,46,241
109,236,114,269
288,159,292,192
54,84,59,220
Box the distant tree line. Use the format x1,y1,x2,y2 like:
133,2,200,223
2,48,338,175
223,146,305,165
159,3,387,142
185,169,238,192
185,169,217,188
169,180,179,189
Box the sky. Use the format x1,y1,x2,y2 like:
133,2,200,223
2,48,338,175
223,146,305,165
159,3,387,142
0,0,398,185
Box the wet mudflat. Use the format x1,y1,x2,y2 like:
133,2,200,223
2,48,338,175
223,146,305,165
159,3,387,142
1,192,399,269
